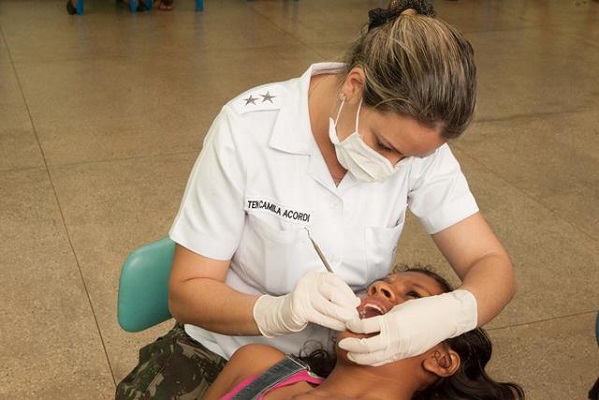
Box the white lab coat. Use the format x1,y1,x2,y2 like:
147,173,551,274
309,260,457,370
170,63,479,359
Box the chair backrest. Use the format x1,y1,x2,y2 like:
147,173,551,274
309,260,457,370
117,237,175,332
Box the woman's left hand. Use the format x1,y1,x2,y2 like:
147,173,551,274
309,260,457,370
337,289,478,366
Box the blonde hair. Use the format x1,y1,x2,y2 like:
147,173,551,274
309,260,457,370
343,8,476,139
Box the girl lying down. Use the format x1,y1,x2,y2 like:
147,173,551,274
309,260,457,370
204,266,525,400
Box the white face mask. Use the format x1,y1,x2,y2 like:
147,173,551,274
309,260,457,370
328,98,401,183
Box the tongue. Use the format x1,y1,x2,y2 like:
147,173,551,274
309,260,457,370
361,308,381,319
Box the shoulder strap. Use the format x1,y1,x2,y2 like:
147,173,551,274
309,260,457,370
231,354,310,400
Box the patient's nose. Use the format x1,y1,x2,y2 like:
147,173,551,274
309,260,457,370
368,281,397,303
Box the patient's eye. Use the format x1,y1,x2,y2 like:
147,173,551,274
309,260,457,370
406,291,421,299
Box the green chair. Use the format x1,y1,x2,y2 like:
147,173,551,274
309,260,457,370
117,237,175,332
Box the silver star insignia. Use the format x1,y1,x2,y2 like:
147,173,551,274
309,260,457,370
243,95,258,106
260,91,276,103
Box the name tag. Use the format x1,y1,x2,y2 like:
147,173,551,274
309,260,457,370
245,198,312,224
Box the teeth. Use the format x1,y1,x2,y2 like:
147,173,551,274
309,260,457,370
358,301,386,319
363,304,384,315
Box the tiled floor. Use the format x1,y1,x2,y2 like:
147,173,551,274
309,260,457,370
1,0,598,398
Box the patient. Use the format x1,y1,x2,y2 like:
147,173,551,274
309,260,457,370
204,266,525,400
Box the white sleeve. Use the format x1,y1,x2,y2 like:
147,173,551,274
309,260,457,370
408,144,479,235
169,105,245,260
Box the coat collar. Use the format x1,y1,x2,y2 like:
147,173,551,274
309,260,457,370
269,63,345,156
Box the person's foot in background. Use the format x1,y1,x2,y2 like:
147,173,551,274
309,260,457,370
118,0,151,12
156,0,174,11
66,0,172,14
66,0,77,14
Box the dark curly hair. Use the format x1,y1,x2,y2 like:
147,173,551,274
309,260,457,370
298,266,525,400
414,328,525,400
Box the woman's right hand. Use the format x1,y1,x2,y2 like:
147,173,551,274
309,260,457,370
253,270,360,336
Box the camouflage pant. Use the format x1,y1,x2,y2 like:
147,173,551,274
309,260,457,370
116,322,227,400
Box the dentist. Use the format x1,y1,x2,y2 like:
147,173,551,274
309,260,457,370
116,0,516,398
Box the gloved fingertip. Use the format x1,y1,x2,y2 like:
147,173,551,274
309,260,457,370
339,309,359,321
336,336,352,350
331,291,361,306
337,336,365,352
331,322,348,331
318,318,349,332
345,318,363,332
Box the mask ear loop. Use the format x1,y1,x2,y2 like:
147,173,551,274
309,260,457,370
355,98,363,133
334,97,363,129
334,98,346,127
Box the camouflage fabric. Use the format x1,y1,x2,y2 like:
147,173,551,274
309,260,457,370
116,322,227,400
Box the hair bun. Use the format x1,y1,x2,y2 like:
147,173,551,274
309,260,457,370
368,0,436,31
389,0,436,17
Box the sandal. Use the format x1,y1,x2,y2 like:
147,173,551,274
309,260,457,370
117,0,148,12
137,0,149,12
66,0,77,15
158,0,174,11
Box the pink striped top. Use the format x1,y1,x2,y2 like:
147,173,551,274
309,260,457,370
220,369,324,400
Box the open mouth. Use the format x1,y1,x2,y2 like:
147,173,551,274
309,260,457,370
357,298,388,319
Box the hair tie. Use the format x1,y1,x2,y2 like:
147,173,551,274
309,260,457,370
368,8,401,31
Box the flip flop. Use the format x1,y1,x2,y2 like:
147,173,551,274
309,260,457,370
66,0,77,14
137,0,149,11
158,0,174,11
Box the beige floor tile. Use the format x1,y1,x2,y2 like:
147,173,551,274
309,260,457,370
0,168,114,399
36,112,211,167
249,0,377,44
19,43,320,149
0,60,21,100
48,153,194,265
0,65,45,171
486,312,599,400
3,1,302,63
559,15,599,43
435,1,539,32
18,42,321,164
441,0,599,32
48,153,197,380
0,35,10,65
0,105,45,172
471,29,599,121
307,41,354,62
514,0,599,27
0,126,45,172
456,111,599,241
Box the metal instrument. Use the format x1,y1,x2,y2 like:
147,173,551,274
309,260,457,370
305,228,334,273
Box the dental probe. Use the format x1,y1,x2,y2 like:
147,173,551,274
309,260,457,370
305,228,335,274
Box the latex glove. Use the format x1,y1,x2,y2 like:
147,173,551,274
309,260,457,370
338,289,478,366
253,270,360,337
